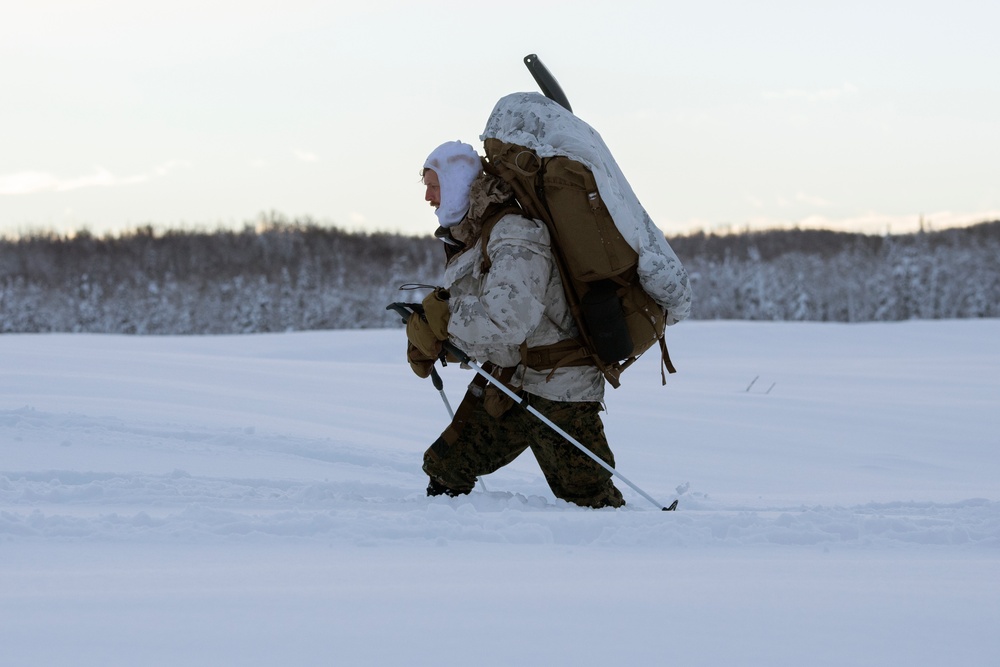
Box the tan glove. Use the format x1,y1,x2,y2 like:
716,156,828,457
421,288,450,340
407,343,436,378
406,315,443,359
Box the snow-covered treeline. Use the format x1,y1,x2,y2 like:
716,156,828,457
673,222,1000,321
1,220,443,334
1,219,998,334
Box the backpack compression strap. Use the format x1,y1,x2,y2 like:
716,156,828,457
522,339,596,380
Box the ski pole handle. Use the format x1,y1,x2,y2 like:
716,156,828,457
387,300,467,366
386,302,423,322
387,301,470,363
387,303,455,417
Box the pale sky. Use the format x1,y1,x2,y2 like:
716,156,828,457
2,0,998,239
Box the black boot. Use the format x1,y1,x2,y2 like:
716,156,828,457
426,477,469,498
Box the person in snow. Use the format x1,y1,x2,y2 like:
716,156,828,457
406,140,625,509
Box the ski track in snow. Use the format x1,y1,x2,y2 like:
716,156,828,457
4,406,997,550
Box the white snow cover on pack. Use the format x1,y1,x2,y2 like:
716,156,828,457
481,92,692,323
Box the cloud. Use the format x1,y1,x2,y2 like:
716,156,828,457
0,171,60,195
752,192,833,210
663,209,1000,237
0,161,189,196
794,192,832,207
294,150,320,162
152,160,191,176
795,210,1000,234
65,167,146,190
762,82,859,102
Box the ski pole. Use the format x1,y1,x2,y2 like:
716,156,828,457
387,302,677,511
425,365,488,492
390,303,489,491
449,341,676,511
389,302,454,418
429,367,454,419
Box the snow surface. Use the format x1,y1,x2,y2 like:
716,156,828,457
2,320,999,666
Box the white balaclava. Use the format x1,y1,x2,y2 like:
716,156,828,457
423,140,482,228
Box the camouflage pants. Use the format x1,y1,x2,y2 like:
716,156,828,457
423,387,625,509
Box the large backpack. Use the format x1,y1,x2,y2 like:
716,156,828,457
480,93,691,388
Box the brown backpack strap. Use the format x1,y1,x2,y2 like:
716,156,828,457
658,335,677,386
522,338,596,381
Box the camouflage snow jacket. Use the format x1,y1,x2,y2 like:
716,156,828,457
444,212,605,403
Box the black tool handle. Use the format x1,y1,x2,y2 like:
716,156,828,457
524,54,572,113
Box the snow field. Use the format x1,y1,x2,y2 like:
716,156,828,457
2,321,998,665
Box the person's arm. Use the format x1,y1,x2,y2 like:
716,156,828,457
448,218,549,350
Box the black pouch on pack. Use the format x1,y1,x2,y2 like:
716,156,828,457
581,280,633,364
